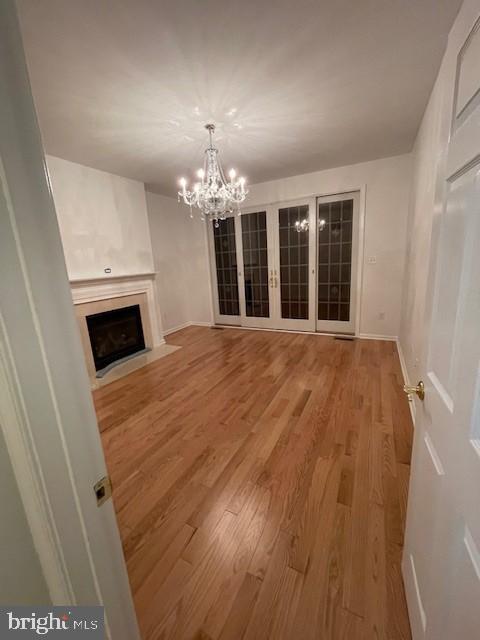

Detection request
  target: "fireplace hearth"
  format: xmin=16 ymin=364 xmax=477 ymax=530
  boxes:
xmin=86 ymin=304 xmax=146 ymax=374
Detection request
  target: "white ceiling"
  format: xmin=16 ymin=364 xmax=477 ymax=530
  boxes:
xmin=17 ymin=0 xmax=461 ymax=196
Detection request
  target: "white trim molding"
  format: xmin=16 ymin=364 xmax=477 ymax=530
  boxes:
xmin=358 ymin=333 xmax=397 ymax=341
xmin=71 ymin=274 xmax=164 ymax=346
xmin=163 ymin=321 xmax=212 ymax=336
xmin=69 ymin=272 xmax=157 ymax=285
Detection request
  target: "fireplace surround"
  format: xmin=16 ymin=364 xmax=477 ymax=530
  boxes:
xmin=71 ymin=273 xmax=165 ymax=385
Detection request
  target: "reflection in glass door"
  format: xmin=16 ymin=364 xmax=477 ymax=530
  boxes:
xmin=316 ymin=192 xmax=359 ymax=333
xmin=210 ymin=217 xmax=241 ymax=325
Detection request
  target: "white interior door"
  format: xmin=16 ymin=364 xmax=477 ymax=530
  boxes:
xmin=316 ymin=192 xmax=359 ymax=334
xmin=271 ymin=198 xmax=316 ymax=331
xmin=402 ymin=10 xmax=480 ymax=640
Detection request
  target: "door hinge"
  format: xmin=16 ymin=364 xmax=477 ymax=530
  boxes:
xmin=94 ymin=475 xmax=112 ymax=507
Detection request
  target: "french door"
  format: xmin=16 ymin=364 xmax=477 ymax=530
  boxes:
xmin=207 ymin=209 xmax=276 ymax=327
xmin=208 ymin=215 xmax=242 ymax=326
xmin=316 ymin=192 xmax=359 ymax=334
xmin=208 ymin=193 xmax=358 ymax=334
xmin=237 ymin=207 xmax=276 ymax=328
xmin=272 ymin=199 xmax=316 ymax=331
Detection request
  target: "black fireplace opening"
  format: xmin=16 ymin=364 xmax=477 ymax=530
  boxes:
xmin=86 ymin=304 xmax=146 ymax=373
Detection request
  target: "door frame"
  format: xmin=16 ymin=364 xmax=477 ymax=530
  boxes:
xmin=207 ymin=186 xmax=366 ymax=336
xmin=315 ymin=190 xmax=361 ymax=335
xmin=0 ymin=2 xmax=140 ymax=636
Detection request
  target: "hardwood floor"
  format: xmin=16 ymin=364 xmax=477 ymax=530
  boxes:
xmin=93 ymin=326 xmax=413 ymax=640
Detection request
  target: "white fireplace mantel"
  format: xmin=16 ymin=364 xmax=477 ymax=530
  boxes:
xmin=70 ymin=273 xmax=164 ymax=346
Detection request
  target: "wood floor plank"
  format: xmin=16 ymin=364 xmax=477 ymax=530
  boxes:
xmin=322 ymin=504 xmax=354 ymax=640
xmin=243 ymin=531 xmax=303 ymax=640
xmin=94 ymin=326 xmax=414 ymax=640
xmin=217 ymin=572 xmax=263 ymax=640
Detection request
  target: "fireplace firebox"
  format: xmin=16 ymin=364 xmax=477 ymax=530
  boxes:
xmin=86 ymin=304 xmax=146 ymax=373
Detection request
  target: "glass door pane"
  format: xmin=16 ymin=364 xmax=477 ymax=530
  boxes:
xmin=271 ymin=200 xmax=316 ymax=331
xmin=316 ymin=193 xmax=358 ymax=334
xmin=279 ymin=205 xmax=309 ymax=320
xmin=241 ymin=211 xmax=269 ymax=318
xmin=211 ymin=217 xmax=240 ymax=323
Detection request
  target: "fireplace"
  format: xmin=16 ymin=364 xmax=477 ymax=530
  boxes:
xmin=86 ymin=304 xmax=146 ymax=374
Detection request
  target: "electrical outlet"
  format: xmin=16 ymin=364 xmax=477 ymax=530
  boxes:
xmin=367 ymin=256 xmax=377 ymax=264
xmin=379 ymin=311 xmax=385 ymax=320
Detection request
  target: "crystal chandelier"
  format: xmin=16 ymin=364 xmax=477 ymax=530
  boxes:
xmin=178 ymin=124 xmax=248 ymax=225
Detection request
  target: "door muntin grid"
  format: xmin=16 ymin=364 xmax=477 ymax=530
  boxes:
xmin=241 ymin=211 xmax=269 ymax=318
xmin=278 ymin=205 xmax=309 ymax=320
xmin=317 ymin=199 xmax=353 ymax=322
xmin=212 ymin=218 xmax=240 ymax=316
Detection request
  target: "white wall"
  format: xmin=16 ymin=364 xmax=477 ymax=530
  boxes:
xmin=46 ymin=155 xmax=212 ymax=337
xmin=146 ymin=192 xmax=212 ymax=333
xmin=47 ymin=155 xmax=154 ymax=281
xmin=247 ymin=153 xmax=412 ymax=338
xmin=399 ymin=81 xmax=445 ymax=383
xmin=0 ymin=426 xmax=49 ymax=604
xmin=46 ymin=148 xmax=411 ymax=340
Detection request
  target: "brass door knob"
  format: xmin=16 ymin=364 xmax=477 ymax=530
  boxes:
xmin=403 ymin=381 xmax=425 ymax=401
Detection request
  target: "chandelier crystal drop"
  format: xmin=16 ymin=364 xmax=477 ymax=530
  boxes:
xmin=178 ymin=124 xmax=248 ymax=226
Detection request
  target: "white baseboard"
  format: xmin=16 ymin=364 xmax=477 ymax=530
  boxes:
xmin=163 ymin=320 xmax=212 ymax=336
xmin=358 ymin=333 xmax=397 ymax=341
xmin=213 ymin=325 xmax=399 ymax=342
xmin=162 ymin=321 xmax=191 ymax=336
xmin=396 ymin=338 xmax=416 ymax=427
xmin=215 ymin=325 xmax=357 ymax=338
